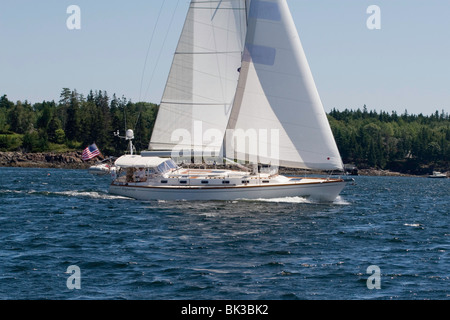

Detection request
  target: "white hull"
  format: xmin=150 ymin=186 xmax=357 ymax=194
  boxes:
xmin=109 ymin=179 xmax=346 ymax=202
xmin=428 ymin=172 xmax=447 ymax=179
xmin=88 ymin=164 xmax=116 ymax=176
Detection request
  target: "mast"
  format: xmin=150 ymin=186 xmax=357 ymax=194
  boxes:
xmin=221 ymin=0 xmax=249 ymax=163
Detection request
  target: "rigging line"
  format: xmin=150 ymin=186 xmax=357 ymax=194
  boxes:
xmin=139 ymin=0 xmax=167 ymax=102
xmin=211 ymin=0 xmax=229 ymax=105
xmin=134 ymin=109 xmax=141 ymax=131
xmin=123 ymin=99 xmax=127 ymax=131
xmin=143 ymin=0 xmax=182 ymax=103
xmin=211 ymin=0 xmax=224 ymax=21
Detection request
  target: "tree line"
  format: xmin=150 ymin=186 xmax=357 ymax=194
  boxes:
xmin=0 ymin=89 xmax=159 ymax=156
xmin=328 ymin=106 xmax=449 ymax=174
xmin=1 ymin=89 xmax=449 ymax=173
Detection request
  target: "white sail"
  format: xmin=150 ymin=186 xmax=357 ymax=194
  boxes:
xmin=150 ymin=0 xmax=343 ymax=171
xmin=226 ymin=0 xmax=343 ymax=170
xmin=149 ymin=0 xmax=247 ymax=153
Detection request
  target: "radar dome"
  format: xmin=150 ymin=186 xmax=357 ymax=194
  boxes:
xmin=126 ymin=129 xmax=134 ymax=140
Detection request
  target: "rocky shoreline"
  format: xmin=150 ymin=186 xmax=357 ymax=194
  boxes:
xmin=0 ymin=151 xmax=93 ymax=169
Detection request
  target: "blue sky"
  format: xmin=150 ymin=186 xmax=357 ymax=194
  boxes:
xmin=0 ymin=0 xmax=449 ymax=115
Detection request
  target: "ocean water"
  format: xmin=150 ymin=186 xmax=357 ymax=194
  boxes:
xmin=0 ymin=167 xmax=448 ymax=300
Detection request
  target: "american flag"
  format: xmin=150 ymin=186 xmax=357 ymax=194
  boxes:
xmin=82 ymin=143 xmax=101 ymax=161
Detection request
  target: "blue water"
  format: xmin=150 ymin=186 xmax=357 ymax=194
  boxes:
xmin=0 ymin=167 xmax=448 ymax=300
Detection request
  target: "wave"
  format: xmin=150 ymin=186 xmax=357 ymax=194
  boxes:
xmin=1 ymin=189 xmax=130 ymax=200
xmin=251 ymin=195 xmax=350 ymax=205
xmin=0 ymin=189 xmax=24 ymax=194
xmin=52 ymin=191 xmax=131 ymax=200
xmin=333 ymin=196 xmax=351 ymax=206
xmin=253 ymin=196 xmax=313 ymax=204
xmin=404 ymin=223 xmax=422 ymax=227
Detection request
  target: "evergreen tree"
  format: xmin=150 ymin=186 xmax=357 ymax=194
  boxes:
xmin=47 ymin=115 xmax=64 ymax=143
xmin=8 ymin=101 xmax=35 ymax=134
xmin=65 ymin=91 xmax=81 ymax=141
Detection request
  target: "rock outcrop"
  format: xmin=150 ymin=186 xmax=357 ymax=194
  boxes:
xmin=0 ymin=151 xmax=94 ymax=169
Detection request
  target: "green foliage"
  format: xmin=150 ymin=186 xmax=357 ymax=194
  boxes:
xmin=54 ymin=129 xmax=66 ymax=144
xmin=8 ymin=101 xmax=36 ymax=134
xmin=0 ymin=89 xmax=159 ymax=156
xmin=22 ymin=130 xmax=48 ymax=153
xmin=329 ymin=107 xmax=449 ymax=173
xmin=0 ymin=133 xmax=23 ymax=151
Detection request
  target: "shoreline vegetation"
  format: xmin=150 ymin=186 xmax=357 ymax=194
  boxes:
xmin=1 ymin=89 xmax=449 ymax=176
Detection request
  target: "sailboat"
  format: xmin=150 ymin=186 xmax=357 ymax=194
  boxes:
xmin=109 ymin=0 xmax=347 ymax=202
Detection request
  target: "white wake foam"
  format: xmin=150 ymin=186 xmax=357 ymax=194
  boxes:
xmin=3 ymin=189 xmax=130 ymax=200
xmin=253 ymin=196 xmax=314 ymax=204
xmin=404 ymin=223 xmax=422 ymax=227
xmin=333 ymin=196 xmax=351 ymax=205
xmin=53 ymin=191 xmax=130 ymax=200
xmin=252 ymin=195 xmax=350 ymax=205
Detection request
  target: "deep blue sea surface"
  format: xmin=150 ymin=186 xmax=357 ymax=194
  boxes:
xmin=0 ymin=167 xmax=448 ymax=300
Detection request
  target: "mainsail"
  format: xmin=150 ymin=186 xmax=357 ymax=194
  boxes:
xmin=150 ymin=0 xmax=343 ymax=171
xmin=149 ymin=0 xmax=247 ymax=153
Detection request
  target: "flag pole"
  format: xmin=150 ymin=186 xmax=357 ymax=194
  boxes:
xmin=94 ymin=142 xmax=104 ymax=160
